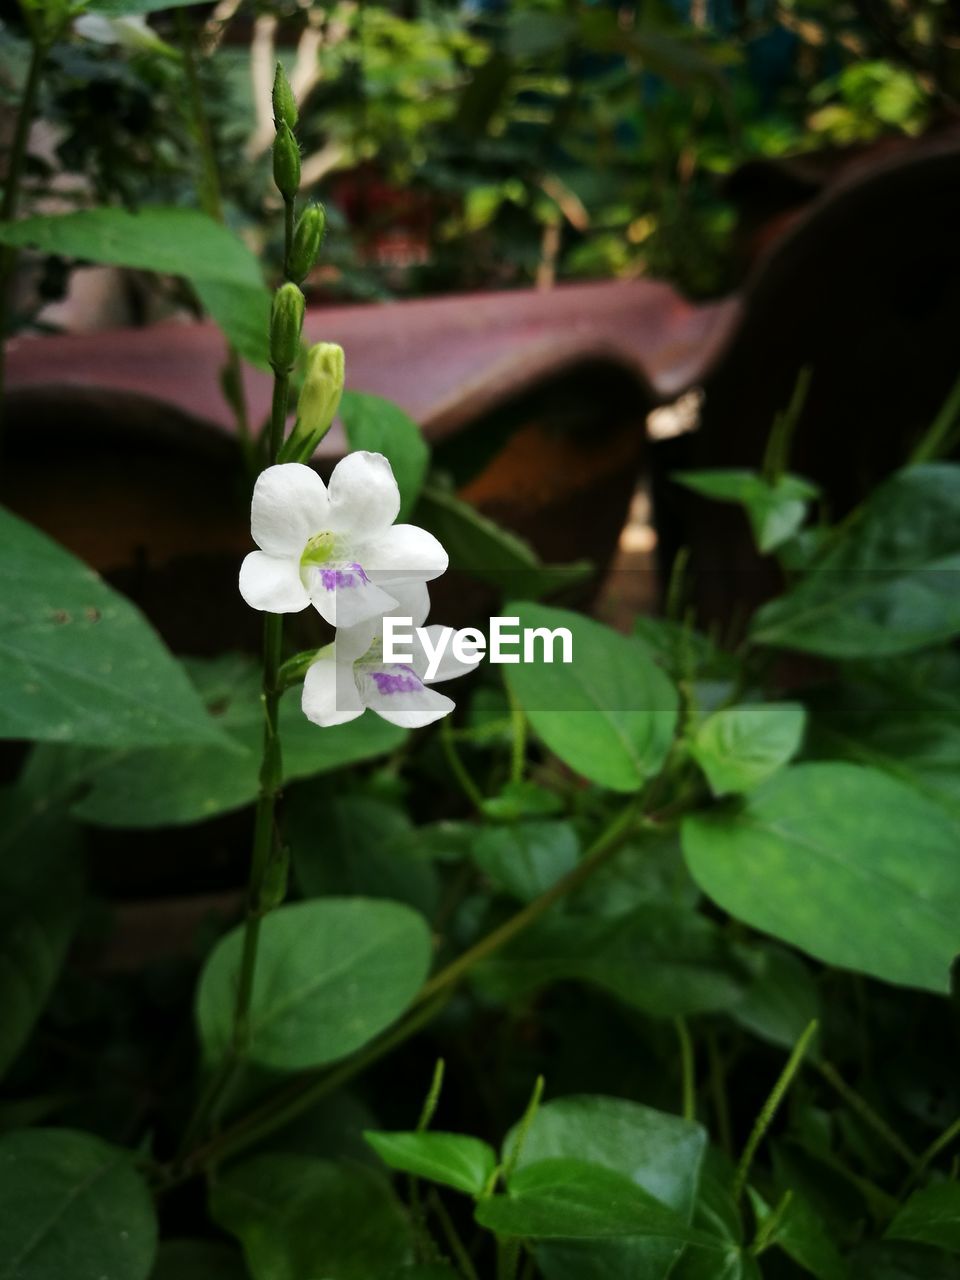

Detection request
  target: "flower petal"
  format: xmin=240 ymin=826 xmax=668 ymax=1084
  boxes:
xmin=306 ymin=562 xmax=398 ymax=629
xmin=326 ymin=451 xmax=400 ymax=536
xmin=412 ymin=624 xmax=483 ymax=684
xmin=251 ymin=463 xmax=329 ymax=557
xmin=302 ymin=655 xmax=364 ymax=727
xmin=386 ymin=580 xmax=431 ymax=628
xmin=358 ymin=524 xmax=448 ymax=585
xmin=358 ymin=664 xmax=455 ymax=729
xmin=239 ymin=551 xmax=310 ymax=613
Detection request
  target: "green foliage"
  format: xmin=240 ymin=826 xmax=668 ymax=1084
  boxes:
xmin=0 ymin=507 xmax=230 ymax=749
xmin=210 ymin=1155 xmax=413 ymax=1279
xmin=682 ymin=763 xmax=960 ymax=991
xmin=676 ymin=471 xmax=820 ymax=555
xmin=506 ymin=602 xmax=679 ymax=791
xmin=196 ymin=898 xmax=431 ymax=1070
xmin=0 ymin=1128 xmax=157 ymax=1280
xmin=340 ymin=391 xmax=430 ymax=522
xmin=690 ymin=703 xmax=806 ymax=796
xmin=364 ymin=1130 xmax=497 ymax=1197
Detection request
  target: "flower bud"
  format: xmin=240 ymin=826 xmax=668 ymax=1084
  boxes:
xmin=273 ymin=122 xmax=301 ymax=201
xmin=287 ymin=204 xmax=326 ymax=284
xmin=272 ymin=63 xmax=299 ymax=131
xmin=279 ymin=342 xmax=345 ymax=462
xmin=269 ymin=282 xmax=305 ymax=373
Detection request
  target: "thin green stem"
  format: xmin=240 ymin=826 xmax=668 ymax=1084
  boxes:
xmin=506 ymin=684 xmax=526 ymax=785
xmin=909 ymin=367 xmax=960 ymax=466
xmin=816 ymin=1060 xmax=918 ymax=1169
xmin=706 ymin=1030 xmax=732 ymax=1157
xmin=441 ymin=715 xmax=485 ymax=811
xmin=0 ymin=36 xmax=46 ymax=440
xmin=901 ymin=1114 xmax=960 ymax=1194
xmin=428 ymin=1189 xmax=481 ymax=1280
xmin=733 ymin=1019 xmax=818 ymax=1202
xmin=674 ymin=1017 xmax=695 ymax=1122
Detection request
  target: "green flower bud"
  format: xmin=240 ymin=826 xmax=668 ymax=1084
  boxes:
xmin=287 ymin=204 xmax=327 ymax=284
xmin=279 ymin=342 xmax=345 ymax=463
xmin=272 ymin=63 xmax=299 ymax=131
xmin=273 ymin=122 xmax=301 ymax=201
xmin=269 ymin=282 xmax=305 ymax=373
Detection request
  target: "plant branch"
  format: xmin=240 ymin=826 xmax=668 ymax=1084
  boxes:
xmin=181 ymin=799 xmax=643 ymax=1173
xmin=0 ymin=35 xmax=45 ymax=442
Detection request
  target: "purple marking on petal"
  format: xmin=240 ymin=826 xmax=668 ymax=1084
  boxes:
xmin=318 ymin=562 xmax=371 ymax=592
xmin=371 ymin=665 xmax=422 ymax=696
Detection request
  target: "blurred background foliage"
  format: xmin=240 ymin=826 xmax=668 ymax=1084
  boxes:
xmin=1 ymin=0 xmax=958 ymax=304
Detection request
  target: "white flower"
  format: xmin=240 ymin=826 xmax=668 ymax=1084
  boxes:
xmin=239 ymin=455 xmax=447 ymax=629
xmin=302 ymin=583 xmax=480 ymax=729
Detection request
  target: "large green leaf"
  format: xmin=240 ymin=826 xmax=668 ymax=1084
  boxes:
xmin=682 ymin=763 xmax=960 ymax=991
xmin=887 ymin=1183 xmax=960 ymax=1254
xmin=476 ymin=1158 xmax=714 ymax=1244
xmin=0 ymin=507 xmax=230 ymax=749
xmin=0 ymin=208 xmax=262 ymax=286
xmin=0 ymin=790 xmax=82 ymax=1082
xmin=86 ymin=0 xmax=210 ymax=12
xmin=476 ymin=903 xmax=752 ymax=1017
xmin=290 ymin=791 xmax=437 ymax=916
xmin=340 ymin=392 xmax=430 ymax=522
xmin=500 ymin=1094 xmax=707 ymax=1280
xmin=752 ymin=464 xmax=960 ymax=657
xmin=196 ymin=898 xmax=431 ymax=1070
xmin=470 ymin=820 xmax=580 ymax=902
xmin=364 ymin=1130 xmax=497 ymax=1197
xmin=690 ymin=703 xmax=806 ymax=797
xmin=505 ymin=603 xmax=679 ymax=791
xmin=58 ymin=656 xmax=404 ymax=827
xmin=210 ymin=1154 xmax=412 ymax=1280
xmin=417 ymin=487 xmax=592 ymax=600
xmin=0 ymin=1128 xmax=157 ymax=1280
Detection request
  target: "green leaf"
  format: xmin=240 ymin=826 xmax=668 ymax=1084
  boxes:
xmin=682 ymin=762 xmax=960 ymax=991
xmin=0 ymin=507 xmax=230 ymax=749
xmin=417 ymin=486 xmax=592 ymax=600
xmin=852 ymin=1241 xmax=960 ymax=1279
xmin=59 ymin=656 xmax=404 ymax=827
xmin=887 ymin=1183 xmax=960 ymax=1254
xmin=476 ymin=903 xmax=752 ymax=1017
xmin=750 ymin=1187 xmax=849 ymax=1280
xmin=340 ymin=392 xmax=430 ymax=522
xmin=0 ymin=789 xmax=82 ymax=1082
xmin=690 ymin=703 xmax=806 ymax=796
xmin=290 ymin=792 xmax=437 ymax=915
xmin=0 ymin=208 xmax=262 ymax=288
xmin=476 ymin=1158 xmax=714 ymax=1243
xmin=193 ymin=279 xmax=272 ymax=370
xmin=210 ymin=1154 xmax=413 ymax=1280
xmin=500 ymin=1094 xmax=708 ymax=1280
xmin=752 ymin=464 xmax=960 ymax=657
xmin=364 ymin=1130 xmax=497 ymax=1197
xmin=673 ymin=1165 xmax=759 ymax=1280
xmin=480 ymin=780 xmax=564 ymax=822
xmin=731 ymin=945 xmax=820 ymax=1052
xmin=196 ymin=898 xmax=431 ymax=1070
xmin=675 ymin=470 xmax=818 ymax=554
xmin=505 ymin=603 xmax=679 ymax=792
xmin=151 ymin=1240 xmax=246 ymax=1280
xmin=0 ymin=1128 xmax=157 ymax=1280
xmin=470 ymin=820 xmax=580 ymax=902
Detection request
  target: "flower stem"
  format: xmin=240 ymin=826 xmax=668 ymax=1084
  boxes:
xmin=733 ymin=1019 xmax=818 ymax=1202
xmin=0 ymin=35 xmax=46 ymax=444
